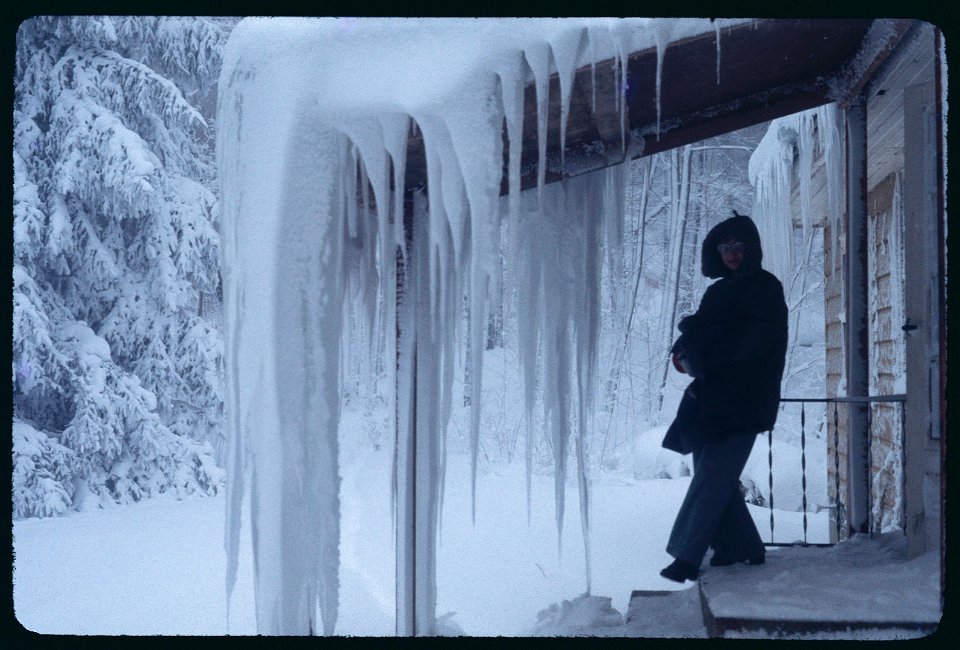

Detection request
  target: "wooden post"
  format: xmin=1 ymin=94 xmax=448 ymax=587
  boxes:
xmin=411 ymin=190 xmax=440 ymax=636
xmin=395 ymin=193 xmax=417 ymax=636
xmin=395 ymin=189 xmax=441 ymax=636
xmin=935 ymin=26 xmax=946 ymax=597
xmin=902 ymin=81 xmax=939 ymax=558
xmin=844 ymin=98 xmax=870 ymax=535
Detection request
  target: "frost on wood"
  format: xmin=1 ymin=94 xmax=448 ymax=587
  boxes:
xmin=218 ymin=17 xmax=731 ymax=635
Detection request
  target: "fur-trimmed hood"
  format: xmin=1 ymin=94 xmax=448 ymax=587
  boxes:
xmin=701 ymin=212 xmax=764 ymax=279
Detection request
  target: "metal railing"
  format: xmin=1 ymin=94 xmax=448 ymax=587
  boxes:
xmin=763 ymin=395 xmax=907 ymax=546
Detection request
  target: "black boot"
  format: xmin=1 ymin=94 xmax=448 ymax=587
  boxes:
xmin=659 ymin=559 xmax=700 ymax=583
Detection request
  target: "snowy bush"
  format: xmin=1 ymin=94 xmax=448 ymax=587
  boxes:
xmin=13 ymin=419 xmax=79 ymax=518
xmin=630 ymin=425 xmax=691 ymax=479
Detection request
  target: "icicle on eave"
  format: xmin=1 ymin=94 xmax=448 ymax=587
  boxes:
xmin=338 ymin=121 xmax=393 ymax=364
xmin=218 ymin=57 xmax=300 ymax=635
xmin=598 ymin=20 xmax=634 ymax=154
xmin=798 ymin=113 xmax=814 ymax=242
xmin=380 ymin=112 xmax=411 ymax=259
xmin=587 ymin=27 xmax=598 ymax=112
xmin=273 ymin=118 xmax=347 ymax=636
xmin=550 ymin=26 xmax=588 ymax=170
xmin=516 ymin=191 xmax=543 ymax=527
xmin=220 ymin=65 xmax=349 ymax=631
xmin=436 ymin=221 xmax=459 ymax=537
xmin=219 ymin=78 xmax=246 ymax=626
xmin=575 ymin=169 xmax=613 ymax=594
xmin=519 ymin=40 xmax=553 ymax=526
xmin=437 ymin=72 xmax=505 ymax=525
xmin=358 ymin=156 xmax=380 ymax=354
xmin=498 ymin=51 xmax=525 ymax=251
xmin=822 ymin=104 xmax=845 ymax=289
xmin=524 ymin=40 xmax=553 ymax=205
xmin=499 ymin=55 xmax=527 ymax=455
xmin=415 ymin=118 xmax=448 ymax=314
xmin=615 ymin=33 xmax=630 ymax=151
xmin=537 ymin=181 xmax=567 ymax=555
xmin=222 ymin=213 xmax=246 ymax=630
xmin=714 ymin=20 xmax=722 ymax=86
xmin=652 ymin=24 xmax=674 ymax=141
xmin=377 ymin=111 xmax=409 ymax=544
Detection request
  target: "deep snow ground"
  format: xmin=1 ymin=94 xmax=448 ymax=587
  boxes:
xmin=12 ymin=438 xmax=939 ymax=637
xmin=12 ymin=442 xmax=696 ymax=636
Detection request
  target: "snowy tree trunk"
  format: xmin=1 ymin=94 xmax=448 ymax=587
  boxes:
xmin=597 ymin=155 xmax=654 ymax=465
xmin=657 ymin=145 xmax=692 ymax=415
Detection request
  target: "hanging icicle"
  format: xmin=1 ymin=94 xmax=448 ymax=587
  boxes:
xmin=218 ymin=17 xmax=744 ymax=635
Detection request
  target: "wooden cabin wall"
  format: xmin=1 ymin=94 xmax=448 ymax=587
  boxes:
xmin=865 ymin=22 xmax=938 ymax=539
xmin=822 ymin=21 xmax=938 ymax=538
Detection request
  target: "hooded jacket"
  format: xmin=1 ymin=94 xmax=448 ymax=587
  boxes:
xmin=663 ymin=214 xmax=788 ymax=453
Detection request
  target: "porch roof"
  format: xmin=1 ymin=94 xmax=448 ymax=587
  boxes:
xmin=400 ymin=18 xmax=916 ymax=194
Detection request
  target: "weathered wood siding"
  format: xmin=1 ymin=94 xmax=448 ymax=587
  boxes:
xmin=867 ymin=172 xmax=904 ymax=530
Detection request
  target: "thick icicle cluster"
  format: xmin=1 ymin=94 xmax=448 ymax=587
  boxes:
xmin=217 ymin=17 xmax=740 ymax=635
xmin=748 ymin=104 xmax=844 ymax=283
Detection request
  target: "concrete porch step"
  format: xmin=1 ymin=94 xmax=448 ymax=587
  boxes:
xmin=696 ymin=540 xmax=940 ymax=640
xmin=626 ymin=534 xmax=940 ymax=639
xmin=624 ymin=588 xmax=708 ymax=638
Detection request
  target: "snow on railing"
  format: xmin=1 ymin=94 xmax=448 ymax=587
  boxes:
xmin=767 ymin=395 xmax=907 ymax=546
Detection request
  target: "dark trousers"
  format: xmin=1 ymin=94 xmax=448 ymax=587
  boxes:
xmin=666 ymin=433 xmax=765 ymax=566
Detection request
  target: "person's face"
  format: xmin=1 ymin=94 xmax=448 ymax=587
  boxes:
xmin=718 ymin=238 xmax=744 ymax=272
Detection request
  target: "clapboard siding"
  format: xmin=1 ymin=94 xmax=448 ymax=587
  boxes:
xmin=866 ymin=29 xmax=935 ymax=190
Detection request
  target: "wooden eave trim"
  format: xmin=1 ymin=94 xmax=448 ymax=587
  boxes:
xmin=834 ymin=18 xmax=917 ymax=108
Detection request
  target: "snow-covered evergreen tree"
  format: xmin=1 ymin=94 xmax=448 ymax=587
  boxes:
xmin=13 ymin=16 xmax=234 ymax=517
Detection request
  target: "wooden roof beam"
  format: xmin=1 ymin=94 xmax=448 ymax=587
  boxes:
xmin=399 ymin=18 xmax=902 ymax=196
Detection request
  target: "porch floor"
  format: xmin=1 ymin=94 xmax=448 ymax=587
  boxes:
xmin=628 ymin=533 xmax=940 ymax=639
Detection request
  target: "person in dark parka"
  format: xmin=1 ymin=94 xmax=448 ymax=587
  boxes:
xmin=659 ymin=212 xmax=788 ymax=583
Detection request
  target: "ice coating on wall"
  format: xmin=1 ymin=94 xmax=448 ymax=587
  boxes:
xmin=217 ymin=17 xmax=737 ymax=635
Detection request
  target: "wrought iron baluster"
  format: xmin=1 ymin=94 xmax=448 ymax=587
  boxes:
xmin=833 ymin=400 xmax=841 ymax=542
xmin=867 ymin=402 xmax=874 ymax=537
xmin=801 ymin=401 xmax=808 ymax=544
xmin=900 ymin=400 xmax=907 ymax=533
xmin=773 ymin=395 xmax=906 ymax=547
xmin=768 ymin=427 xmax=774 ymax=544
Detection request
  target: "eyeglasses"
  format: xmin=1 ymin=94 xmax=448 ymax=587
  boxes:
xmin=717 ymin=242 xmax=745 ymax=255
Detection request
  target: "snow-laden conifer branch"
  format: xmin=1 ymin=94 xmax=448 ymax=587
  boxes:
xmin=13 ymin=16 xmax=232 ymax=519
